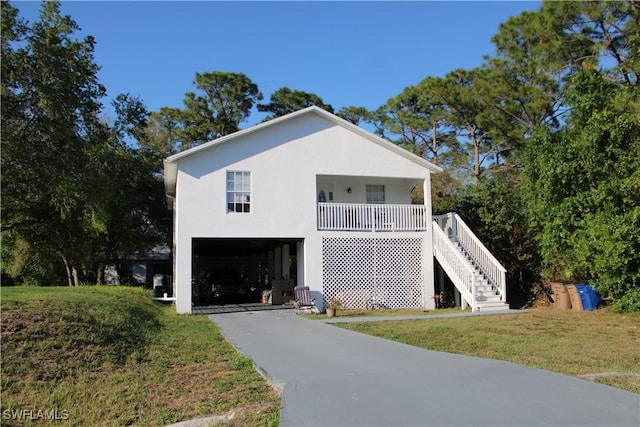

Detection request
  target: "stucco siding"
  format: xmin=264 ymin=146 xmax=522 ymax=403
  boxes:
xmin=169 ymin=109 xmax=438 ymax=313
xmin=174 ymin=113 xmax=431 ymax=239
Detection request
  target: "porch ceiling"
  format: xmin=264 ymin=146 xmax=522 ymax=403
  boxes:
xmin=316 ymin=174 xmax=426 ymax=183
xmin=192 ymin=238 xmax=302 ymax=257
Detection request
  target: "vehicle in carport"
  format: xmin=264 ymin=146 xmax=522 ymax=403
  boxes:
xmin=209 ymin=268 xmax=260 ymax=304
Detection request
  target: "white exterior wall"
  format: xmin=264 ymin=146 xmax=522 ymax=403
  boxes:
xmin=316 ymin=175 xmax=415 ymax=204
xmin=171 ymin=112 xmax=437 ymax=313
xmin=423 ymin=174 xmax=435 ymax=309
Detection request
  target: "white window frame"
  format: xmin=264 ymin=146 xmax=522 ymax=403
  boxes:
xmin=226 ymin=171 xmax=251 ymax=213
xmin=366 ymin=184 xmax=385 ymax=204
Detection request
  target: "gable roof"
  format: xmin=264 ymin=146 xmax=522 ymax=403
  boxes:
xmin=164 ymin=106 xmax=442 ymax=197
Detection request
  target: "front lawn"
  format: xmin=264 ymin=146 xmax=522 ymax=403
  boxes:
xmin=1 ymin=286 xmax=280 ymax=426
xmin=302 ymin=307 xmax=466 ymax=320
xmin=339 ymin=308 xmax=640 ymax=394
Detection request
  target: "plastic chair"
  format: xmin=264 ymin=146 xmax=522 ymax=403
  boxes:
xmin=294 ymin=286 xmax=318 ymax=314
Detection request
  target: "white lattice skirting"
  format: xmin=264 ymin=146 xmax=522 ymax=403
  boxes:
xmin=322 ymin=237 xmax=424 ymax=309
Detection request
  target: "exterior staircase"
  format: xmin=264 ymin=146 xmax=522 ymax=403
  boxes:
xmin=433 ymin=213 xmax=510 ymax=312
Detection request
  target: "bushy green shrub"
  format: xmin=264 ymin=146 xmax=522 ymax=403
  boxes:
xmin=523 ymin=70 xmax=640 ymax=312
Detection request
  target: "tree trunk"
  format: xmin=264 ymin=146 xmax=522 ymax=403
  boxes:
xmin=60 ymin=254 xmax=73 ymax=287
xmin=474 ymin=139 xmax=481 ymax=187
xmin=96 ymin=264 xmax=104 ymax=286
xmin=432 ymin=124 xmax=438 ymax=165
xmin=72 ymin=266 xmax=80 ymax=287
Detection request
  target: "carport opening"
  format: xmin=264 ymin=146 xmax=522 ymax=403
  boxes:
xmin=192 ymin=238 xmax=303 ymax=306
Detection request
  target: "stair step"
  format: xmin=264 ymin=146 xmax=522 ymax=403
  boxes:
xmin=476 ymin=303 xmax=511 ymax=313
xmin=478 ymin=300 xmax=508 ymax=305
xmin=475 ymin=283 xmax=494 ymax=290
xmin=475 ymin=292 xmax=498 ymax=299
xmin=476 ymin=295 xmax=502 ymax=303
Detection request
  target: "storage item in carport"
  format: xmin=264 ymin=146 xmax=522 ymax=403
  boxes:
xmin=271 ymin=279 xmax=295 ymax=305
xmin=565 ymin=285 xmax=583 ymax=311
xmin=576 ymin=284 xmax=600 ymax=311
xmin=261 ymin=289 xmax=272 ymax=304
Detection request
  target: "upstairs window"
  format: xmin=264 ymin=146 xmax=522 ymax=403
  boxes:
xmin=366 ymin=184 xmax=385 ymax=204
xmin=227 ymin=171 xmax=251 ymax=213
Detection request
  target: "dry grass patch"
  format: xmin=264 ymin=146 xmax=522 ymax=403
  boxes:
xmin=1 ymin=286 xmax=280 ymax=426
xmin=340 ymin=308 xmax=640 ymax=394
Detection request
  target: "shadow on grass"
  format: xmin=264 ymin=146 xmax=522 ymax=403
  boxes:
xmin=1 ymin=286 xmax=162 ymax=380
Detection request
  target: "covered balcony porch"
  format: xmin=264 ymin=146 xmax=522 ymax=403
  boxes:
xmin=316 ymin=174 xmax=429 ymax=232
xmin=317 ymin=203 xmax=427 ymax=232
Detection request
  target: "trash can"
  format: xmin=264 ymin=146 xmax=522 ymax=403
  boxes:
xmin=576 ymin=284 xmax=600 ymax=311
xmin=550 ymin=282 xmax=571 ymax=310
xmin=565 ymin=284 xmax=584 ymax=311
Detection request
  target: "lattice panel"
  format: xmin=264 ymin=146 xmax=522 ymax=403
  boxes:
xmin=322 ymin=237 xmax=424 ymax=309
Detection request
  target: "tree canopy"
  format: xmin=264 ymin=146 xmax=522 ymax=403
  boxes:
xmin=257 ymin=87 xmax=334 ymax=120
xmin=140 ymin=72 xmax=263 ymax=152
xmin=1 ymin=1 xmax=168 ymax=286
xmin=524 ymin=69 xmax=640 ymax=311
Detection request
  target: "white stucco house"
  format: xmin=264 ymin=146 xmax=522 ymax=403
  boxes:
xmin=164 ymin=106 xmax=509 ymax=314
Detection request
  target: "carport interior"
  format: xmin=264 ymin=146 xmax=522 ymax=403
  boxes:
xmin=192 ymin=238 xmax=302 ymax=306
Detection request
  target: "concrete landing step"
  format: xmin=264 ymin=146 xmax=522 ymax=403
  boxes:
xmin=476 ymin=302 xmax=511 ymax=312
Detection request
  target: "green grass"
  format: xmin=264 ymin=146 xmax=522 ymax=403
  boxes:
xmin=1 ymin=286 xmax=280 ymax=426
xmin=302 ymin=307 xmax=466 ymax=320
xmin=339 ymin=308 xmax=640 ymax=394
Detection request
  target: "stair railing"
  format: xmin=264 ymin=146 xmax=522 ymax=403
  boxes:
xmin=434 ymin=213 xmax=507 ymax=302
xmin=433 ymin=223 xmax=477 ymax=311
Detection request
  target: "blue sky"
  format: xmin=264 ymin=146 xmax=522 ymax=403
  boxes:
xmin=15 ymin=1 xmax=540 ymax=126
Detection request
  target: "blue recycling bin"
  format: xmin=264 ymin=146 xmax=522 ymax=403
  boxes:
xmin=575 ymin=284 xmax=600 ymax=311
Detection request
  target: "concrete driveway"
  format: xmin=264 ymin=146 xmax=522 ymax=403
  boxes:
xmin=209 ymin=310 xmax=640 ymax=427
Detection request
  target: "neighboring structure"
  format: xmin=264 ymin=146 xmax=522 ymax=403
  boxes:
xmin=164 ymin=106 xmax=509 ymax=314
xmin=104 ymin=245 xmax=172 ymax=289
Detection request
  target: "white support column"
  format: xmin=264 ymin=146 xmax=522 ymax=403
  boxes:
xmin=423 ymin=176 xmax=436 ymax=309
xmin=303 ymin=235 xmax=324 ymax=311
xmin=175 ymin=236 xmax=192 ymax=314
xmin=297 ymin=241 xmax=305 ymax=287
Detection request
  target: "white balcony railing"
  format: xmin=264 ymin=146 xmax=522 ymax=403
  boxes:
xmin=317 ymin=203 xmax=427 ymax=232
